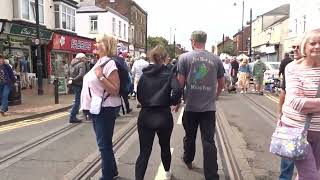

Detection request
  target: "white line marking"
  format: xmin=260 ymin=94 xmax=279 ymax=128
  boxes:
xmin=154 ymin=148 xmax=174 ymax=180
xmin=177 ymin=106 xmax=185 ymax=125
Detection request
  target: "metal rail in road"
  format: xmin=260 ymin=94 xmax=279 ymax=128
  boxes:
xmin=0 ymin=123 xmax=81 ymax=171
xmin=68 ymin=120 xmax=138 ymax=180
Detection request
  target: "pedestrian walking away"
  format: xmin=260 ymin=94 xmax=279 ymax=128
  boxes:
xmin=177 ymin=30 xmax=225 ymax=180
xmin=80 ymin=34 xmax=121 ymax=180
xmin=238 ymin=58 xmax=250 ymax=94
xmin=131 ymin=53 xmax=149 ymax=108
xmin=252 ymin=55 xmax=266 ymax=95
xmin=68 ymin=53 xmax=87 ymax=123
xmin=0 ymin=54 xmax=16 ymax=116
xmin=135 ymin=45 xmax=182 ymax=180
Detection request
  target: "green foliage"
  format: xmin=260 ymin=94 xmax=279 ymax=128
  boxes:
xmin=147 ymin=36 xmax=176 ymax=58
xmin=218 ymin=43 xmax=236 ymax=56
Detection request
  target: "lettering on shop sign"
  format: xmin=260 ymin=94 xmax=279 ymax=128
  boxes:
xmin=71 ymin=39 xmax=92 ymax=51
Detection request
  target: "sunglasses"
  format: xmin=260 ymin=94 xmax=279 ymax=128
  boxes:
xmin=292 ymin=45 xmax=300 ymax=50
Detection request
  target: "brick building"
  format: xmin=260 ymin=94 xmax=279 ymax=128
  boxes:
xmin=95 ymin=0 xmax=148 ymax=56
xmin=233 ymin=26 xmax=251 ymax=55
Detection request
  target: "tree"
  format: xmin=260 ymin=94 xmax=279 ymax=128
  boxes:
xmin=147 ymin=36 xmax=169 ymax=49
xmin=218 ymin=43 xmax=236 ymax=56
xmin=147 ymin=36 xmax=177 ymax=58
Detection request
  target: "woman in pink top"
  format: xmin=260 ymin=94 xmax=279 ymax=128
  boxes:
xmin=281 ymin=29 xmax=320 ymax=180
xmin=80 ymin=34 xmax=121 ymax=180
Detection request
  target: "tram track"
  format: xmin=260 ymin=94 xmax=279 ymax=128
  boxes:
xmin=0 ymin=123 xmax=82 ymax=171
xmin=242 ymin=94 xmax=277 ymax=121
xmin=65 ymin=120 xmax=137 ymax=180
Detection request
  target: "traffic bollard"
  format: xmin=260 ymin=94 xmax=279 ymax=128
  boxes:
xmin=53 ymin=78 xmax=59 ymax=104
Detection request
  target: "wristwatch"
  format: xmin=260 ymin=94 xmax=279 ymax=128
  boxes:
xmin=99 ymin=76 xmax=106 ymax=81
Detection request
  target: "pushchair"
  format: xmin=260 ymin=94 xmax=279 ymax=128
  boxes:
xmin=227 ymin=75 xmax=237 ymax=93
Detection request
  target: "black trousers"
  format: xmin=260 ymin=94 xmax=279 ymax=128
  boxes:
xmin=135 ymin=107 xmax=173 ymax=180
xmin=182 ymin=111 xmax=219 ymax=180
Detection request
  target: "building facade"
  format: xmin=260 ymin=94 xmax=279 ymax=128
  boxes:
xmin=233 ymin=26 xmax=251 ymax=55
xmin=284 ymin=0 xmax=320 ymax=53
xmin=76 ymin=6 xmax=129 ymax=47
xmin=251 ymin=4 xmax=290 ymax=62
xmin=0 ymin=0 xmax=96 ymax=80
xmin=95 ymin=0 xmax=147 ymax=56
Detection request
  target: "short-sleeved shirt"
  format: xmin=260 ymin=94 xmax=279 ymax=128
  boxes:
xmin=81 ymin=56 xmax=121 ymax=110
xmin=177 ymin=50 xmax=224 ymax=112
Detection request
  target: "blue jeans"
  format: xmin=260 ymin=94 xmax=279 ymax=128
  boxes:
xmin=70 ymin=85 xmax=82 ymax=120
xmin=0 ymin=83 xmax=12 ymax=112
xmin=279 ymin=158 xmax=294 ymax=180
xmin=91 ymin=107 xmax=118 ymax=180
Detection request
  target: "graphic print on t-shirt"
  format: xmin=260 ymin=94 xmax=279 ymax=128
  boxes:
xmin=190 ymin=56 xmax=213 ymax=92
xmin=194 ymin=63 xmax=208 ymax=83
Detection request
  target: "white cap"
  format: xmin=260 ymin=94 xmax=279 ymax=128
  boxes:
xmin=140 ymin=53 xmax=146 ymax=58
xmin=76 ymin=53 xmax=86 ymax=59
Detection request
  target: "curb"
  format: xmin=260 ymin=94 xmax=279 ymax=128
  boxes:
xmin=0 ymin=105 xmax=73 ymax=126
xmin=217 ymin=104 xmax=256 ymax=180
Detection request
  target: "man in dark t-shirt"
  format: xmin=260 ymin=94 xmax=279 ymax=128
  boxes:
xmin=177 ymin=31 xmax=224 ymax=180
xmin=230 ymin=58 xmax=239 ymax=85
xmin=279 ymin=53 xmax=293 ymax=79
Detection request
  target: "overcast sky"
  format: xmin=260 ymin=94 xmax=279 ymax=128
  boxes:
xmin=134 ymin=0 xmax=290 ymax=51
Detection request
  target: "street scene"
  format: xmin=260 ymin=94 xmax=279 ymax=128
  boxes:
xmin=0 ymin=0 xmax=320 ymax=180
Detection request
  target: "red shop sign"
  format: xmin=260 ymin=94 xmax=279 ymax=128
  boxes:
xmin=52 ymin=33 xmax=95 ymax=53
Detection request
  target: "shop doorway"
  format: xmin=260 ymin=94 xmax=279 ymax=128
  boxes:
xmin=31 ymin=45 xmax=48 ymax=78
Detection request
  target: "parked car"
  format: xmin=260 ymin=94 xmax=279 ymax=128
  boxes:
xmin=264 ymin=62 xmax=280 ymax=83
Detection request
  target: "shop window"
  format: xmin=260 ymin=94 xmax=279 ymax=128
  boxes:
xmin=21 ymin=0 xmax=44 ymax=24
xmin=54 ymin=3 xmax=76 ymax=32
xmin=90 ymin=16 xmax=98 ymax=33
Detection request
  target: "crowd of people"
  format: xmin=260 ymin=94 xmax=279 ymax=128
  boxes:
xmin=1 ymin=28 xmax=320 ymax=180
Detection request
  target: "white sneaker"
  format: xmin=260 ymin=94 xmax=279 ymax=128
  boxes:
xmin=164 ymin=170 xmax=172 ymax=180
xmin=240 ymin=91 xmax=244 ymax=94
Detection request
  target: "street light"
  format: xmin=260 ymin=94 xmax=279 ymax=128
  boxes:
xmin=35 ymin=0 xmax=43 ymax=95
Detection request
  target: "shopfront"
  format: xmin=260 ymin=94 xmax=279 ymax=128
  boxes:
xmin=48 ymin=33 xmax=95 ymax=78
xmin=0 ymin=22 xmax=53 ymax=78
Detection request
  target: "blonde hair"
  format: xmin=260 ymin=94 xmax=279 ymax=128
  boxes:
xmin=300 ymin=29 xmax=320 ymax=57
xmin=96 ymin=34 xmax=117 ymax=57
xmin=147 ymin=45 xmax=168 ymax=64
xmin=241 ymin=58 xmax=248 ymax=65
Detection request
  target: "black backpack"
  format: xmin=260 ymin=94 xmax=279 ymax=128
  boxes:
xmin=100 ymin=57 xmax=129 ymax=96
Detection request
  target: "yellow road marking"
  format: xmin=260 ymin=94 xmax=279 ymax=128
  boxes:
xmin=154 ymin=148 xmax=174 ymax=180
xmin=265 ymin=94 xmax=279 ymax=103
xmin=0 ymin=112 xmax=69 ymax=132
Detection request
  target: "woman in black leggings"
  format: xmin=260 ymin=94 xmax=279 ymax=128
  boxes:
xmin=135 ymin=45 xmax=182 ymax=180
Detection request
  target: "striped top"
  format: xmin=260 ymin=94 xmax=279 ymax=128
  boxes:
xmin=281 ymin=62 xmax=320 ymax=131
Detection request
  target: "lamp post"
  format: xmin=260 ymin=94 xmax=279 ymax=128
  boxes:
xmin=35 ymin=0 xmax=43 ymax=95
xmin=234 ymin=1 xmax=244 ymax=55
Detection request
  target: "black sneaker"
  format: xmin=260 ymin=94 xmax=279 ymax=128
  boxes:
xmin=181 ymin=156 xmax=193 ymax=170
xmin=69 ymin=118 xmax=81 ymax=123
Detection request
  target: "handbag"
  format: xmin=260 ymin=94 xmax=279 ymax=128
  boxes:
xmin=270 ymin=80 xmax=320 ymax=160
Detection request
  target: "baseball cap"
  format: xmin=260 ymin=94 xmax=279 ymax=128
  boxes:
xmin=76 ymin=53 xmax=86 ymax=59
